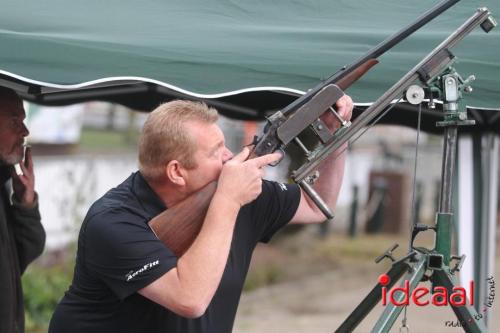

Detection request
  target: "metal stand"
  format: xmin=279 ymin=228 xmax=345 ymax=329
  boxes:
xmin=336 ymin=69 xmax=488 ymax=333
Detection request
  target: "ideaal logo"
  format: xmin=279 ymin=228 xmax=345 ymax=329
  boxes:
xmin=444 ymin=276 xmax=495 ymax=328
xmin=378 ymin=274 xmax=474 ymax=307
xmin=377 ymin=274 xmax=496 ymax=327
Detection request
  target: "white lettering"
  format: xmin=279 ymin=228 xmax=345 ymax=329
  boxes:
xmin=125 ymin=260 xmax=160 ymax=282
xmin=278 ymin=183 xmax=287 ymax=191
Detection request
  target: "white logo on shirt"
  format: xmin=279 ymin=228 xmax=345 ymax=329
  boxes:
xmin=125 ymin=260 xmax=160 ymax=282
xmin=277 ymin=182 xmax=287 ymax=192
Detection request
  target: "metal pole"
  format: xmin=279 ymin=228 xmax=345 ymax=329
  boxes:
xmin=439 ymin=126 xmax=458 ymax=213
xmin=477 ymin=133 xmax=499 ymax=326
xmin=349 ymin=185 xmax=359 ymax=238
xmin=435 ymin=126 xmax=458 ymax=266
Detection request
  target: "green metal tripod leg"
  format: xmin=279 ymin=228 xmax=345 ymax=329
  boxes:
xmin=432 ymin=270 xmax=486 ymax=333
xmin=371 ymin=254 xmax=427 ymax=333
xmin=335 ymin=259 xmax=409 ymax=333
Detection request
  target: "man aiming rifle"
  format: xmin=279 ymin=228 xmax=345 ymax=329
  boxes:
xmin=48 ymin=1 xmax=467 ymax=330
xmin=49 ymin=96 xmax=353 ymax=333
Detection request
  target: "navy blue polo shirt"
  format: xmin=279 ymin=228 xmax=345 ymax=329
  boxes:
xmin=49 ymin=171 xmax=300 ymax=333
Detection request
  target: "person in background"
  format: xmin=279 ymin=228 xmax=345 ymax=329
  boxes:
xmin=0 ymin=86 xmax=46 ymax=333
xmin=50 ymin=96 xmax=352 ymax=333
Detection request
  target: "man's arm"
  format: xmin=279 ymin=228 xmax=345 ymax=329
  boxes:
xmin=138 ymin=148 xmax=282 ymax=318
xmin=289 ymin=94 xmax=353 ymax=224
xmin=11 ymin=195 xmax=45 ymax=273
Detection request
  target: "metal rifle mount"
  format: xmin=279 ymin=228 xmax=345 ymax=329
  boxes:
xmin=335 ymin=8 xmax=496 ymax=333
xmin=251 ymin=0 xmax=465 ymax=219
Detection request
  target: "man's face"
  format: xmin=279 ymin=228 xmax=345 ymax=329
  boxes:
xmin=0 ymin=96 xmax=29 ymax=165
xmin=182 ymin=121 xmax=233 ymax=193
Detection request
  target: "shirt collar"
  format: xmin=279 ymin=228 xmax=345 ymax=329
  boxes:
xmin=131 ymin=171 xmax=167 ymax=219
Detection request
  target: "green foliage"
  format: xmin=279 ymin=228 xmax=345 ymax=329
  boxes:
xmin=22 ymin=260 xmax=74 ymax=333
xmin=79 ymin=128 xmax=138 ymax=153
xmin=243 ymin=264 xmax=283 ymax=292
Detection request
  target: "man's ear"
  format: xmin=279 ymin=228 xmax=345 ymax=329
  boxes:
xmin=165 ymin=160 xmax=186 ymax=186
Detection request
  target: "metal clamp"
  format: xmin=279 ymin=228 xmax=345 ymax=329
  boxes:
xmin=375 ymin=243 xmax=399 ymax=264
xmin=450 ymin=254 xmax=466 ymax=274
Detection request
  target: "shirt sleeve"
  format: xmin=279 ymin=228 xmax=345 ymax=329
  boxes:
xmin=251 ymin=180 xmax=301 ymax=243
xmin=10 ymin=193 xmax=46 ymax=274
xmin=83 ymin=208 xmax=178 ymax=300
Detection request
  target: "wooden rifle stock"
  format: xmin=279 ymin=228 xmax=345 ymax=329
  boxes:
xmin=336 ymin=59 xmax=378 ymax=91
xmin=148 ymin=182 xmax=217 ymax=257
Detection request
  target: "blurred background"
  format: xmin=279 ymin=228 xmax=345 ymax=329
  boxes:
xmin=20 ymin=101 xmax=499 ymax=332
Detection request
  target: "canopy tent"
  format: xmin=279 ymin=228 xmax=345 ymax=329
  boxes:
xmin=0 ymin=0 xmax=499 ymax=129
xmin=1 ymin=0 xmax=498 ymax=326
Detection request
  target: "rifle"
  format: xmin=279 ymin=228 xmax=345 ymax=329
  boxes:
xmin=149 ymin=0 xmax=462 ymax=257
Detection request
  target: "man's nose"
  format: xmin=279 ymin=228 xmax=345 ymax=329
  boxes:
xmin=20 ymin=122 xmax=29 ymax=137
xmin=222 ymin=148 xmax=233 ymax=162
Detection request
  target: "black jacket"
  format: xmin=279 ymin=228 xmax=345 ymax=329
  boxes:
xmin=0 ymin=166 xmax=45 ymax=333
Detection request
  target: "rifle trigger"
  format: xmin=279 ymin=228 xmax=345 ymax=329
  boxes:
xmin=245 ymin=135 xmax=260 ymax=148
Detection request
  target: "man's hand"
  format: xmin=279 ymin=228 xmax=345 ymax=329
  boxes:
xmin=10 ymin=146 xmax=36 ymax=207
xmin=320 ymin=93 xmax=354 ymax=131
xmin=216 ymin=147 xmax=281 ymax=207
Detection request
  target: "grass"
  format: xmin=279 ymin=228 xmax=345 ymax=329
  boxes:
xmin=78 ymin=128 xmax=138 ymax=153
xmin=244 ymin=264 xmax=284 ymax=292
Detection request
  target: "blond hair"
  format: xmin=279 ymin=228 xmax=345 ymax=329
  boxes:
xmin=138 ymin=100 xmax=218 ymax=182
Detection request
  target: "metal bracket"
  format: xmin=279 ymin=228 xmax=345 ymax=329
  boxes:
xmin=428 ymin=253 xmax=444 ymax=270
xmin=277 ymin=84 xmax=343 ymax=145
xmin=417 ymin=48 xmax=456 ymax=83
xmin=410 ymin=223 xmax=436 ymax=249
xmin=310 ymin=118 xmax=333 ymax=143
xmin=450 ymin=254 xmax=466 ymax=274
xmin=375 ymin=243 xmax=399 ymax=264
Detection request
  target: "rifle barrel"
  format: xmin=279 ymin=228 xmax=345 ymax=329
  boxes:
xmin=281 ymin=0 xmax=461 ymax=116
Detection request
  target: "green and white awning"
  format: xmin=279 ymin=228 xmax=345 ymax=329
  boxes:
xmin=0 ymin=0 xmax=499 ymax=123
